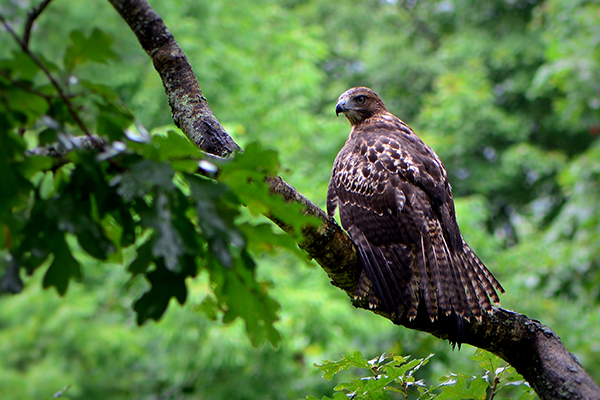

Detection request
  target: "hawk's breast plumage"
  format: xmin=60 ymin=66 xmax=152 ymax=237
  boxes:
xmin=327 ymin=87 xmax=504 ymax=323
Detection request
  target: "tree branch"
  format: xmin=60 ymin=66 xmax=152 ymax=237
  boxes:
xmin=0 ymin=10 xmax=94 ymax=140
xmin=107 ymin=0 xmax=239 ymax=158
xmin=106 ymin=1 xmax=600 ymax=398
xmin=23 ymin=0 xmax=54 ymax=47
xmin=0 ymin=69 xmax=68 ymax=100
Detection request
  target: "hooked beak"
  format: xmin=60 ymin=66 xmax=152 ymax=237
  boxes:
xmin=335 ymin=100 xmax=347 ymax=117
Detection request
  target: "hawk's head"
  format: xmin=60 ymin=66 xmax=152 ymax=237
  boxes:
xmin=335 ymin=87 xmax=389 ymax=126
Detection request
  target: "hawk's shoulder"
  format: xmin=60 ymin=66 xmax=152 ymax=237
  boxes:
xmin=329 ymin=112 xmax=450 ymax=205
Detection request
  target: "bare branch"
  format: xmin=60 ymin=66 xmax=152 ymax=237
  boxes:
xmin=106 ymin=1 xmax=600 ymax=398
xmin=0 ymin=12 xmax=95 ymax=140
xmin=0 ymin=69 xmax=70 ymax=100
xmin=23 ymin=0 xmax=54 ymax=47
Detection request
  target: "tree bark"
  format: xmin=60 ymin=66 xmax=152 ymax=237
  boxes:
xmin=107 ymin=0 xmax=238 ymax=157
xmin=107 ymin=1 xmax=600 ymax=399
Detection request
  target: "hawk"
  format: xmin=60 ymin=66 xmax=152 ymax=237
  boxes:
xmin=327 ymin=87 xmax=504 ymax=324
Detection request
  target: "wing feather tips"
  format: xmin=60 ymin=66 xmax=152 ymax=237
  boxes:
xmin=350 ymin=227 xmax=420 ymax=318
xmin=354 ymin=269 xmax=382 ymax=310
xmin=455 ymin=243 xmax=503 ymax=322
xmin=386 ymin=243 xmax=419 ymax=319
xmin=418 ymin=236 xmax=438 ymax=321
xmin=454 ymin=255 xmax=482 ymax=321
xmin=350 ymin=228 xmax=396 ymax=311
xmin=465 ymin=243 xmax=505 ymax=297
xmin=439 ymin=235 xmax=471 ymax=320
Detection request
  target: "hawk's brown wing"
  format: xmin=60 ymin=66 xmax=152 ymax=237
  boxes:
xmin=327 ymin=116 xmax=503 ymax=321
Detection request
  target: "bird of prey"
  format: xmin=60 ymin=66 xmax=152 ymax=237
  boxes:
xmin=327 ymin=87 xmax=504 ymax=324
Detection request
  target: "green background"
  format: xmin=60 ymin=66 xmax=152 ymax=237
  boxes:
xmin=1 ymin=0 xmax=599 ymax=398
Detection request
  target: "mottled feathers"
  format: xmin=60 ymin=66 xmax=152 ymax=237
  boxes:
xmin=328 ymin=87 xmax=504 ymax=323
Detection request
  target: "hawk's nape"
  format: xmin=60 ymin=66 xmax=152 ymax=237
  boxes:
xmin=327 ymin=87 xmax=504 ymax=335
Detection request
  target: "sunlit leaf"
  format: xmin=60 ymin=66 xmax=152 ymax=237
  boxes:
xmin=15 ymin=154 xmax=54 ymax=179
xmin=195 ymin=295 xmax=219 ymax=321
xmin=153 ymin=130 xmax=203 ymax=161
xmin=437 ymin=375 xmax=487 ymax=400
xmin=315 ymin=351 xmax=370 ymax=381
xmin=39 ymin=171 xmax=54 ymax=199
xmin=470 ymin=348 xmax=502 ymax=375
xmin=219 ymin=141 xmax=321 ymax=234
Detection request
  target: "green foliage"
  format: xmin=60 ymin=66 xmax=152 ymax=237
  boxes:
xmin=219 ymin=141 xmax=322 ymax=234
xmin=310 ymin=350 xmax=536 ymax=400
xmin=2 ymin=0 xmax=600 ymax=398
xmin=3 ymin=115 xmax=296 ymax=346
xmin=309 ymin=352 xmax=432 ymax=400
xmin=0 ymin=10 xmax=316 ymax=348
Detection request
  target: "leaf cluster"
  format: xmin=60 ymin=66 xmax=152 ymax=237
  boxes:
xmin=310 ymin=349 xmax=536 ymax=400
xmin=0 ymin=15 xmax=317 ymax=348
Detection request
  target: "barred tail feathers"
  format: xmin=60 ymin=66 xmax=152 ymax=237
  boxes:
xmin=420 ymin=220 xmax=474 ymax=320
xmin=463 ymin=242 xmax=505 ymax=301
xmin=421 ymin=229 xmax=451 ymax=317
xmin=455 ymin=242 xmax=504 ymax=320
xmin=437 ymin=234 xmax=473 ymax=320
xmin=348 ymin=226 xmax=503 ymax=322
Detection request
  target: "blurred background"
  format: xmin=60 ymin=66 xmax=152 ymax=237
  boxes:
xmin=1 ymin=0 xmax=599 ymax=398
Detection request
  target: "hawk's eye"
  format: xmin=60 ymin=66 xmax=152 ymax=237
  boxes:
xmin=355 ymin=95 xmax=366 ymax=104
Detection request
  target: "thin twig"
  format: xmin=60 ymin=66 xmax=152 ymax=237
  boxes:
xmin=0 ymin=13 xmax=94 ymax=139
xmin=0 ymin=69 xmax=72 ymax=100
xmin=489 ymin=371 xmax=500 ymax=399
xmin=23 ymin=0 xmax=54 ymax=47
